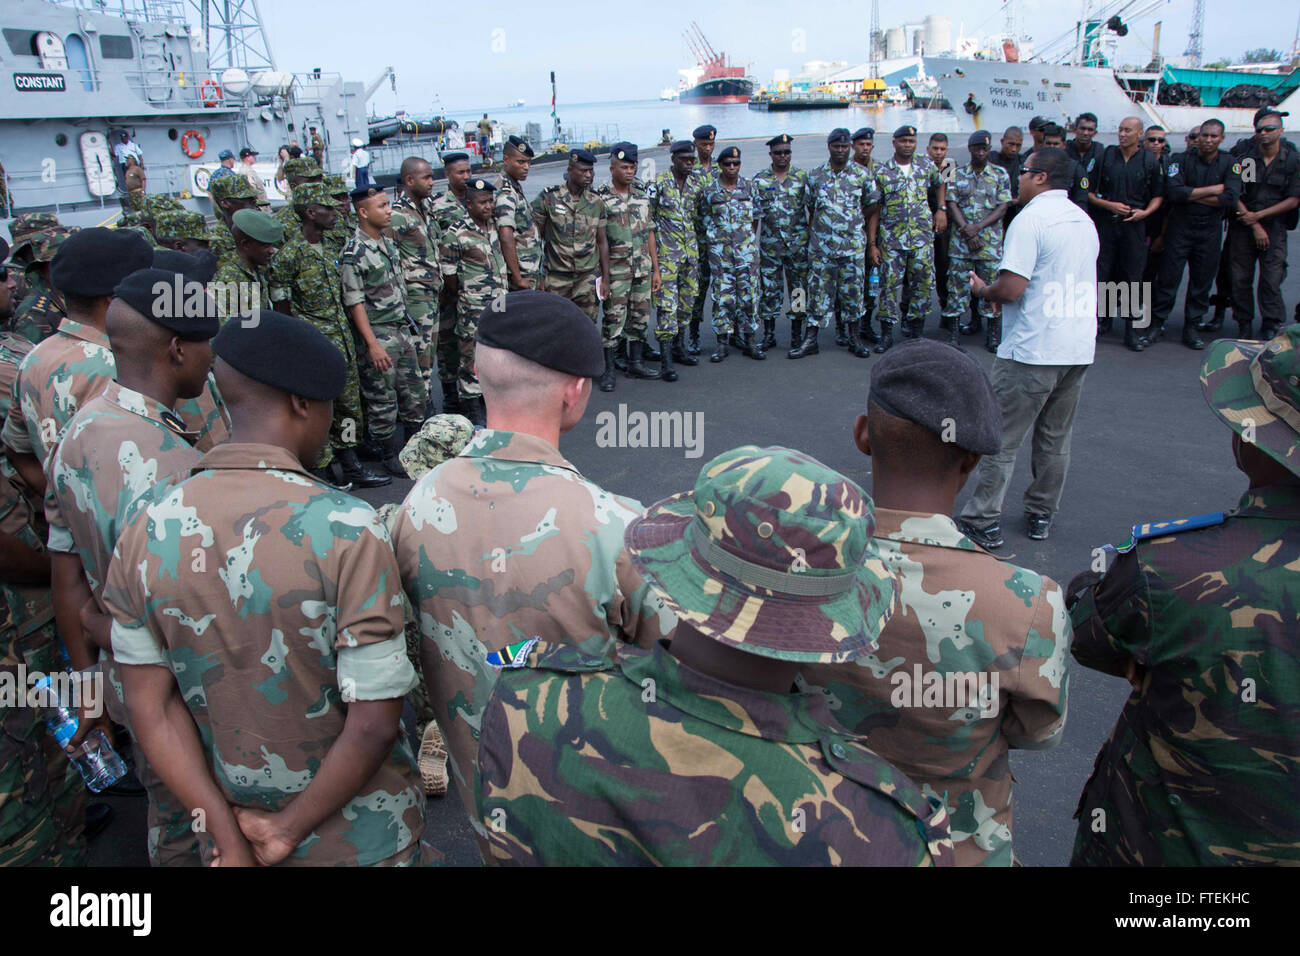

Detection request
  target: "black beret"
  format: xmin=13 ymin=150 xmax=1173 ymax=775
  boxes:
xmin=893 ymin=125 xmax=917 ymax=138
xmin=505 ymin=135 xmax=535 ymax=158
xmin=716 ymin=146 xmax=740 ymax=162
xmin=50 ymin=227 xmax=153 ymax=297
xmin=465 ymin=178 xmax=496 ymax=194
xmin=1028 ymin=115 xmax=1048 ymax=130
xmin=968 ymin=130 xmax=992 ymax=147
xmin=869 ymin=340 xmax=1002 ymax=456
xmin=610 ymin=142 xmax=638 ymax=163
xmin=212 ymin=310 xmax=347 ymax=401
xmin=349 ymin=185 xmax=386 ymax=203
xmin=692 ymin=125 xmax=716 ymax=140
xmin=851 ymin=127 xmax=875 ymax=141
xmin=112 ymin=268 xmax=220 ymax=341
xmin=670 ymin=140 xmax=694 ymax=155
xmin=569 ymin=148 xmax=597 ymax=165
xmin=827 ymin=128 xmax=851 ymax=144
xmin=476 ymin=291 xmax=603 ymax=378
xmin=766 ymin=133 xmax=792 ymax=147
xmin=441 ymin=152 xmax=470 ymax=165
xmin=152 ymin=248 xmax=219 ymax=283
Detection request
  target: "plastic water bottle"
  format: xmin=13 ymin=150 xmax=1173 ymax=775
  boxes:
xmin=35 ymin=674 xmax=127 ymax=793
xmin=868 ymin=267 xmax=881 ymax=299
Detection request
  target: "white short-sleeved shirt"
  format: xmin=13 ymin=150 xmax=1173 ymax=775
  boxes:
xmin=996 ymin=189 xmax=1099 ymax=366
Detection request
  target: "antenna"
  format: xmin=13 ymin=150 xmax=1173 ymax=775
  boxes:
xmin=188 ymin=0 xmax=276 ymax=71
xmin=869 ymin=0 xmax=881 ymax=78
xmin=1183 ymin=0 xmax=1204 ymax=67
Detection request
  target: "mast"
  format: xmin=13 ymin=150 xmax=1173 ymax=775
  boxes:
xmin=869 ymin=0 xmax=881 ymax=79
xmin=187 ymin=0 xmax=276 ymax=71
xmin=1183 ymin=0 xmax=1204 ymax=67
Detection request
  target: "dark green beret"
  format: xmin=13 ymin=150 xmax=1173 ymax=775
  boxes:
xmin=231 ymin=209 xmax=284 ymax=244
xmin=893 ymin=125 xmax=917 ymax=139
xmin=610 ymin=142 xmax=638 ymax=163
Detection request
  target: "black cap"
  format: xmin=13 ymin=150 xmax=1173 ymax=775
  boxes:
xmin=717 ymin=146 xmax=740 ymax=162
xmin=152 ymin=248 xmax=218 ymax=283
xmin=893 ymin=125 xmax=917 ymax=139
xmin=212 ymin=310 xmax=347 ymax=400
xmin=239 ymin=147 xmax=258 ymax=158
xmin=1255 ymin=107 xmax=1288 ymax=125
xmin=569 ymin=148 xmax=597 ymax=165
xmin=610 ymin=142 xmax=638 ymax=163
xmin=441 ymin=151 xmax=470 ymax=165
xmin=505 ymin=135 xmax=535 ymax=158
xmin=112 ymin=268 xmax=220 ymax=341
xmin=968 ymin=130 xmax=992 ymax=147
xmin=465 ymin=178 xmax=496 ymax=194
xmin=476 ymin=291 xmax=603 ymax=377
xmin=49 ymin=227 xmax=153 ymax=297
xmin=692 ymin=125 xmax=716 ymax=141
xmin=766 ymin=133 xmax=793 ymax=147
xmin=350 ymin=185 xmax=387 ymax=203
xmin=1028 ymin=116 xmax=1048 ymax=131
xmin=869 ymin=340 xmax=1002 ymax=456
xmin=851 ymin=127 xmax=875 ymax=141
xmin=827 ymin=128 xmax=851 ymax=144
xmin=670 ymin=140 xmax=694 ymax=155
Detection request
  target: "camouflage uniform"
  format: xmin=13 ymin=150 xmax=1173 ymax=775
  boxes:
xmin=323 ymin=176 xmax=354 ymax=261
xmin=648 ymin=171 xmax=702 ymax=341
xmin=389 ymin=429 xmax=678 ymax=841
xmin=800 ymin=510 xmax=1071 ymax=866
xmin=45 ymin=382 xmax=207 ymax=865
xmin=206 ymin=175 xmax=258 ymax=272
xmin=339 ymin=228 xmax=426 ymax=443
xmin=427 ymin=190 xmax=471 ymax=392
xmin=595 ymin=180 xmax=655 ymax=347
xmin=206 ymin=218 xmax=237 ymax=272
xmin=152 ymin=210 xmax=209 ymax=249
xmin=805 ymin=163 xmax=878 ymax=329
xmin=10 ymin=231 xmax=72 ymax=344
xmin=943 ymin=163 xmax=1012 ymax=326
xmin=700 ymin=177 xmax=761 ymax=337
xmin=210 ymin=253 xmax=270 ymax=323
xmin=531 ymin=183 xmax=606 ymax=322
xmin=438 ymin=217 xmax=507 ymax=403
xmin=0 ymin=334 xmax=34 ymax=421
xmin=268 ymin=233 xmax=364 ymax=468
xmin=478 ymin=640 xmax=953 ymax=866
xmin=172 ymin=373 xmax=231 ymax=454
xmin=753 ymin=166 xmax=810 ymax=324
xmin=688 ymin=164 xmax=718 ymax=336
xmin=397 ymin=413 xmax=475 ymax=481
xmin=103 ymin=442 xmax=426 ymax=866
xmin=494 ymin=174 xmax=543 ymax=288
xmin=388 ymin=193 xmax=443 ymax=389
xmin=873 ymin=156 xmax=943 ymax=328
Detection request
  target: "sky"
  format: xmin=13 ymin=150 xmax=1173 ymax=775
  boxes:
xmin=247 ymin=0 xmax=1299 ymax=116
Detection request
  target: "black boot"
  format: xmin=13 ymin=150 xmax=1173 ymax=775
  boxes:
xmin=461 ymin=395 xmax=487 ymax=427
xmin=381 ymin=433 xmax=407 ymax=478
xmin=790 ymin=319 xmax=803 ymax=347
xmin=626 ymin=341 xmax=660 ymax=379
xmin=1260 ymin=323 xmax=1281 ymax=341
xmin=900 ymin=319 xmax=918 ymax=340
xmin=642 ymin=337 xmax=661 ymax=361
xmin=847 ymin=322 xmax=871 ymax=357
xmin=1182 ymin=325 xmax=1205 ymax=350
xmin=710 ymin=334 xmax=729 ymax=363
xmin=599 ymin=347 xmax=617 ymax=392
xmin=1237 ymin=320 xmax=1255 ymax=340
xmin=1123 ymin=320 xmax=1145 ymax=352
xmin=945 ymin=320 xmax=959 ymax=346
xmin=834 ymin=317 xmax=849 ymax=347
xmin=761 ymin=319 xmax=777 ymax=350
xmin=959 ymin=314 xmax=983 ymax=336
xmin=310 ymin=461 xmax=352 ymax=491
xmin=1097 ymin=316 xmax=1113 ymax=338
xmin=659 ymin=341 xmax=678 ymax=382
xmin=1145 ymin=319 xmax=1165 ymax=345
xmin=873 ymin=322 xmax=894 ymax=354
xmin=687 ymin=319 xmax=701 ymax=355
xmin=857 ymin=316 xmax=880 ymax=346
xmin=672 ymin=331 xmax=698 ymax=366
xmin=441 ymin=380 xmax=460 ymax=414
xmin=985 ymin=315 xmax=1002 ymax=353
xmin=338 ymin=448 xmax=392 ymax=487
xmin=613 ymin=339 xmax=629 ymax=373
xmin=741 ymin=329 xmax=766 ymax=360
xmin=787 ymin=324 xmax=820 ymax=359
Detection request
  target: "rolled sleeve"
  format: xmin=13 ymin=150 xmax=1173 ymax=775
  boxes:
xmin=337 ymin=636 xmax=417 ymax=701
xmin=2 ymin=396 xmax=32 ymax=456
xmin=338 ymin=259 xmax=366 ymax=308
xmin=110 ymin=617 xmax=168 ymax=666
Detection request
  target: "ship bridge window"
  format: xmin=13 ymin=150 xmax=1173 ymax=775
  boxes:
xmin=99 ymin=35 xmax=133 ymax=59
xmin=3 ymin=28 xmax=39 ymax=56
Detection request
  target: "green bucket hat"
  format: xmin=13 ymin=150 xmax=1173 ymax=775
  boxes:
xmin=9 ymin=212 xmax=61 ymax=243
xmin=399 ymin=414 xmax=476 ymax=480
xmin=208 ymin=174 xmax=258 ymax=202
xmin=624 ymin=445 xmax=899 ymax=664
xmin=282 ymin=156 xmax=322 ymax=179
xmin=292 ymin=182 xmax=334 ymax=208
xmin=1201 ymin=327 xmax=1300 ymax=477
xmin=153 ymin=210 xmax=208 ymax=241
xmin=325 ymin=174 xmax=348 ymax=196
xmin=141 ymin=194 xmax=184 ymax=216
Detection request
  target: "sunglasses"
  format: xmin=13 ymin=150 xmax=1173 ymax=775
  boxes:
xmin=1257 ymin=125 xmax=1281 ymax=132
xmin=1146 ymin=136 xmax=1166 ymax=143
xmin=720 ymin=160 xmax=740 ymax=167
xmin=1020 ymin=166 xmax=1045 ymax=176
xmin=770 ymin=149 xmax=792 ymax=155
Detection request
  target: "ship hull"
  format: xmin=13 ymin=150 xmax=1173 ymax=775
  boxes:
xmin=923 ymin=57 xmax=1300 ymax=135
xmin=680 ymin=77 xmax=754 ymax=104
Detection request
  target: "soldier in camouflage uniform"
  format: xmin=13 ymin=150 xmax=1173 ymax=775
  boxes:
xmin=210 ymin=209 xmax=281 ymax=322
xmin=801 ymin=341 xmax=1071 ymax=866
xmin=340 ymin=185 xmax=427 ymax=475
xmin=944 ymin=131 xmax=1012 ymax=350
xmin=322 ymin=175 xmax=354 ymax=261
xmin=388 ymin=158 xmax=443 ymax=395
xmin=700 ymin=146 xmax=763 ymax=362
xmin=206 ymin=174 xmax=260 ymax=273
xmin=754 ymin=133 xmax=809 ymax=351
xmin=152 ymin=210 xmax=211 ymax=255
xmin=1066 ymin=326 xmax=1300 ymax=866
xmin=791 ymin=129 xmax=878 ymax=360
xmin=532 ymin=150 xmax=609 ymax=324
xmin=687 ymin=124 xmax=717 ymax=355
xmin=103 ymin=312 xmax=426 ymax=867
xmin=868 ymin=125 xmax=946 ymax=350
xmin=8 ymin=213 xmax=62 ymax=305
xmin=390 ymin=292 xmax=677 ymax=852
xmin=477 ymin=443 xmax=955 ymax=867
xmin=44 ymin=268 xmax=221 ymax=866
xmin=649 ymin=142 xmax=703 ymax=381
xmin=439 ymin=179 xmax=507 ymax=427
xmin=495 ymin=135 xmax=543 ymax=291
xmin=594 ymin=142 xmax=660 ymax=390
xmin=138 ymin=194 xmax=183 ymax=243
xmin=273 ymin=156 xmax=323 ymax=233
xmin=429 ymin=153 xmax=473 ymax=414
xmin=115 ymin=211 xmax=157 ymax=250
xmin=9 ymin=230 xmax=73 ymax=345
xmin=268 ymin=183 xmax=388 ymax=489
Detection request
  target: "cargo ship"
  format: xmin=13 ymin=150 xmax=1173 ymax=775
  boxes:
xmin=677 ymin=22 xmax=754 ymax=104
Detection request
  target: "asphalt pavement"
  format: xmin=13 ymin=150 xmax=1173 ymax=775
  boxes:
xmin=90 ymin=131 xmax=1297 ymax=867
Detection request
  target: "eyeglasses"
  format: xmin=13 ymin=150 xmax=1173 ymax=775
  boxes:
xmin=1020 ymin=166 xmax=1044 ymax=176
xmin=1146 ymin=136 xmax=1166 ymax=143
xmin=770 ymin=149 xmax=791 ymax=155
xmin=1257 ymin=125 xmax=1281 ymax=133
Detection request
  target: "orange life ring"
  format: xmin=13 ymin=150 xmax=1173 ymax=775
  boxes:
xmin=181 ymin=130 xmax=205 ymax=159
xmin=200 ymin=79 xmax=222 ymax=107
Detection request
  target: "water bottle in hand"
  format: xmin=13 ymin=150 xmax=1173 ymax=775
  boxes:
xmin=35 ymin=674 xmax=127 ymax=793
xmin=868 ymin=267 xmax=881 ymax=299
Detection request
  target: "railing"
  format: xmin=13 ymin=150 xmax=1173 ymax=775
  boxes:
xmin=46 ymin=0 xmax=187 ymax=20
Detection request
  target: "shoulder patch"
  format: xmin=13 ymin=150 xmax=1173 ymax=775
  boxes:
xmin=1232 ymin=163 xmax=1242 ymax=175
xmin=1079 ymin=176 xmax=1089 ymax=190
xmin=1127 ymin=511 xmax=1226 ymax=547
xmin=486 ymin=637 xmax=539 ymax=669
xmin=1168 ymin=162 xmax=1180 ymax=177
xmin=487 ymin=638 xmax=614 ymax=674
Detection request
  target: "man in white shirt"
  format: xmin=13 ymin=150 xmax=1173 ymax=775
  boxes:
xmin=349 ymin=138 xmax=372 ymax=189
xmin=957 ymin=147 xmax=1099 ymax=549
xmin=113 ymin=132 xmax=143 ymax=168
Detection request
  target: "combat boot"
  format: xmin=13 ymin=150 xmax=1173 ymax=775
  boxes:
xmin=790 ymin=318 xmax=803 ymax=347
xmin=642 ymin=337 xmax=661 ymax=361
xmin=761 ymin=319 xmax=777 ymax=350
xmin=659 ymin=343 xmax=678 ymax=382
xmin=900 ymin=320 xmax=918 ymax=340
xmin=787 ymin=325 xmax=820 ymax=359
xmin=1236 ymin=320 xmax=1254 ymax=339
xmin=873 ymin=322 xmax=894 ymax=354
xmin=626 ymin=341 xmax=659 ymax=379
xmin=599 ymin=347 xmax=617 ymax=392
xmin=1145 ymin=319 xmax=1165 ymax=345
xmin=959 ymin=314 xmax=982 ymax=336
xmin=945 ymin=320 xmax=959 ymax=346
xmin=1123 ymin=320 xmax=1145 ymax=352
xmin=381 ymin=433 xmax=408 ymax=478
xmin=440 ymin=381 xmax=460 ymax=414
xmin=1261 ymin=323 xmax=1281 ymax=341
xmin=1182 ymin=325 xmax=1205 ymax=350
xmin=846 ymin=323 xmax=871 ymax=358
xmin=310 ymin=460 xmax=353 ymax=491
xmin=985 ymin=316 xmax=1002 ymax=353
xmin=710 ymin=333 xmax=729 ymax=363
xmin=857 ymin=316 xmax=880 ymax=346
xmin=1197 ymin=310 xmax=1224 ymax=334
xmin=834 ymin=317 xmax=849 ymax=347
xmin=613 ymin=339 xmax=629 ymax=373
xmin=337 ymin=448 xmax=392 ymax=488
xmin=672 ymin=331 xmax=698 ymax=366
xmin=741 ymin=329 xmax=766 ymax=360
xmin=687 ymin=319 xmax=701 ymax=355
xmin=461 ymin=395 xmax=487 ymax=428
